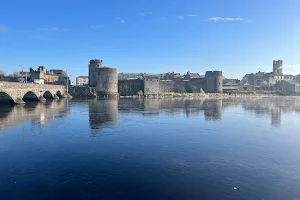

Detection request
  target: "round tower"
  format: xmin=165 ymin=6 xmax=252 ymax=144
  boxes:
xmin=89 ymin=59 xmax=103 ymax=87
xmin=205 ymin=71 xmax=214 ymax=93
xmin=213 ymin=71 xmax=223 ymax=93
xmin=95 ymin=67 xmax=118 ymax=98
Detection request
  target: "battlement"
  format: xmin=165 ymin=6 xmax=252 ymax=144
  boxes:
xmin=90 ymin=59 xmax=103 ymax=64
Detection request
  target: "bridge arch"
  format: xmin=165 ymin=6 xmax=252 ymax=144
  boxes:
xmin=56 ymin=90 xmax=62 ymax=98
xmin=22 ymin=91 xmax=39 ymax=102
xmin=0 ymin=92 xmax=15 ymax=104
xmin=43 ymin=91 xmax=54 ymax=99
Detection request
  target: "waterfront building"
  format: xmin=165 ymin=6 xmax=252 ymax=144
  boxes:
xmin=46 ymin=69 xmax=69 ymax=85
xmin=76 ymin=76 xmax=89 ymax=86
xmin=30 ymin=66 xmax=46 ymax=84
xmin=118 ymin=73 xmax=143 ymax=80
xmin=274 ymin=80 xmax=300 ymax=94
xmin=184 ymin=71 xmax=201 ymax=80
xmin=161 ymin=72 xmax=182 ymax=80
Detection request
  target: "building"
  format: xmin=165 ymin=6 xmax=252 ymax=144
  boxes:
xmin=76 ymin=76 xmax=89 ymax=86
xmin=273 ymin=60 xmax=283 ymax=75
xmin=184 ymin=72 xmax=201 ymax=80
xmin=274 ymin=80 xmax=300 ymax=94
xmin=205 ymin=71 xmax=223 ymax=93
xmin=273 ymin=60 xmax=284 ymax=81
xmin=161 ymin=72 xmax=182 ymax=80
xmin=29 ymin=66 xmax=46 ymax=84
xmin=48 ymin=69 xmax=68 ymax=77
xmin=284 ymin=75 xmax=296 ymax=81
xmin=241 ymin=74 xmax=250 ymax=83
xmin=242 ymin=60 xmax=286 ymax=86
xmin=89 ymin=59 xmax=103 ymax=87
xmin=46 ymin=69 xmax=68 ymax=85
xmin=118 ymin=73 xmax=143 ymax=80
xmin=296 ymin=75 xmax=300 ymax=83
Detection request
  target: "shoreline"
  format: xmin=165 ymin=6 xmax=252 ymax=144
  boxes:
xmin=118 ymin=93 xmax=300 ymax=100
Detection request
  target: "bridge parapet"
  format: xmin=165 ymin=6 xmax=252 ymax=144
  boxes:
xmin=0 ymin=81 xmax=67 ymax=104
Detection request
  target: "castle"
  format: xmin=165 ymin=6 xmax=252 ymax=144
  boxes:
xmin=88 ymin=59 xmax=223 ymax=98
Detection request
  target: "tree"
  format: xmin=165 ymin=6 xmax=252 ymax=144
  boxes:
xmin=0 ymin=70 xmax=6 ymax=77
xmin=12 ymin=72 xmax=21 ymax=78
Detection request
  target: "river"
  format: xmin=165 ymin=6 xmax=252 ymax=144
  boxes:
xmin=0 ymin=97 xmax=300 ymax=200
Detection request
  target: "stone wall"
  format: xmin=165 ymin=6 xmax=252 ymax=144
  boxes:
xmin=186 ymin=78 xmax=206 ymax=93
xmin=118 ymin=79 xmax=143 ymax=96
xmin=159 ymin=81 xmax=183 ymax=93
xmin=144 ymin=79 xmax=206 ymax=95
xmin=144 ymin=78 xmax=160 ymax=95
xmin=69 ymin=86 xmax=97 ymax=98
xmin=0 ymin=81 xmax=67 ymax=103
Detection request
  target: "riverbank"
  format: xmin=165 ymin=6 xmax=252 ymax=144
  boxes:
xmin=69 ymin=86 xmax=300 ymax=100
xmin=120 ymin=93 xmax=283 ymax=100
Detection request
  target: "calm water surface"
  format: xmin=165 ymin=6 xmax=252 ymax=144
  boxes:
xmin=1 ymin=98 xmax=300 ymax=200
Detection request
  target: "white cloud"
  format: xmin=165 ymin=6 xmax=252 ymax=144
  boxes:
xmin=187 ymin=14 xmax=197 ymax=17
xmin=37 ymin=27 xmax=58 ymax=31
xmin=177 ymin=16 xmax=184 ymax=20
xmin=209 ymin=17 xmax=244 ymax=22
xmin=0 ymin=24 xmax=9 ymax=32
xmin=116 ymin=17 xmax=125 ymax=24
xmin=90 ymin=25 xmax=104 ymax=29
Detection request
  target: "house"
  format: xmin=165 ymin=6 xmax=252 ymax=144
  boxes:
xmin=46 ymin=69 xmax=69 ymax=85
xmin=76 ymin=76 xmax=89 ymax=86
xmin=161 ymin=72 xmax=182 ymax=80
xmin=184 ymin=71 xmax=201 ymax=80
xmin=274 ymin=80 xmax=300 ymax=94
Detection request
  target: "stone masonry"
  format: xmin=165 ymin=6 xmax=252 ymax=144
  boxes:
xmin=0 ymin=81 xmax=67 ymax=104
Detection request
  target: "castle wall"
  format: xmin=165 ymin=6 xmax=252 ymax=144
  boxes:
xmin=95 ymin=67 xmax=118 ymax=98
xmin=144 ymin=79 xmax=206 ymax=95
xmin=118 ymin=79 xmax=144 ymax=96
xmin=159 ymin=81 xmax=180 ymax=93
xmin=144 ymin=79 xmax=160 ymax=95
xmin=69 ymin=86 xmax=97 ymax=98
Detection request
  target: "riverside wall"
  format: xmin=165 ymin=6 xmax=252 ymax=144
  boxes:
xmin=118 ymin=79 xmax=144 ymax=96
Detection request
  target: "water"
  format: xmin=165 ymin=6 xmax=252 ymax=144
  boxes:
xmin=1 ymin=97 xmax=300 ymax=200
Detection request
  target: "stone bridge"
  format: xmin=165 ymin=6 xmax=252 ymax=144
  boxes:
xmin=0 ymin=81 xmax=68 ymax=104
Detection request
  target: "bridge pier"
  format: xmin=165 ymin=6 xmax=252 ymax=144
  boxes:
xmin=14 ymin=98 xmax=26 ymax=105
xmin=53 ymin=94 xmax=60 ymax=100
xmin=39 ymin=95 xmax=47 ymax=101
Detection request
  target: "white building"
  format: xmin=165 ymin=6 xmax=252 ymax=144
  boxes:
xmin=76 ymin=76 xmax=89 ymax=86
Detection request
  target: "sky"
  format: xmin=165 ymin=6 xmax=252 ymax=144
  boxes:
xmin=0 ymin=0 xmax=299 ymax=82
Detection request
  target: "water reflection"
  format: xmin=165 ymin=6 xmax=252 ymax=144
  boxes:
xmin=118 ymin=99 xmax=223 ymax=121
xmin=117 ymin=98 xmax=300 ymax=127
xmin=1 ymin=97 xmax=300 ymax=131
xmin=240 ymin=97 xmax=300 ymax=127
xmin=0 ymin=99 xmax=69 ymax=131
xmin=88 ymin=99 xmax=118 ymax=130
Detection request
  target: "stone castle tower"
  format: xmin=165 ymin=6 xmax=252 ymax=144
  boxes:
xmin=205 ymin=71 xmax=223 ymax=93
xmin=89 ymin=59 xmax=103 ymax=87
xmin=88 ymin=59 xmax=118 ymax=98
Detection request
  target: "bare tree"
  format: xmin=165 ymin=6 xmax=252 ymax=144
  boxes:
xmin=6 ymin=71 xmax=21 ymax=78
xmin=0 ymin=69 xmax=6 ymax=77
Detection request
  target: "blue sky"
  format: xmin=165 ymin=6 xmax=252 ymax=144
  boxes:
xmin=0 ymin=0 xmax=299 ymax=82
